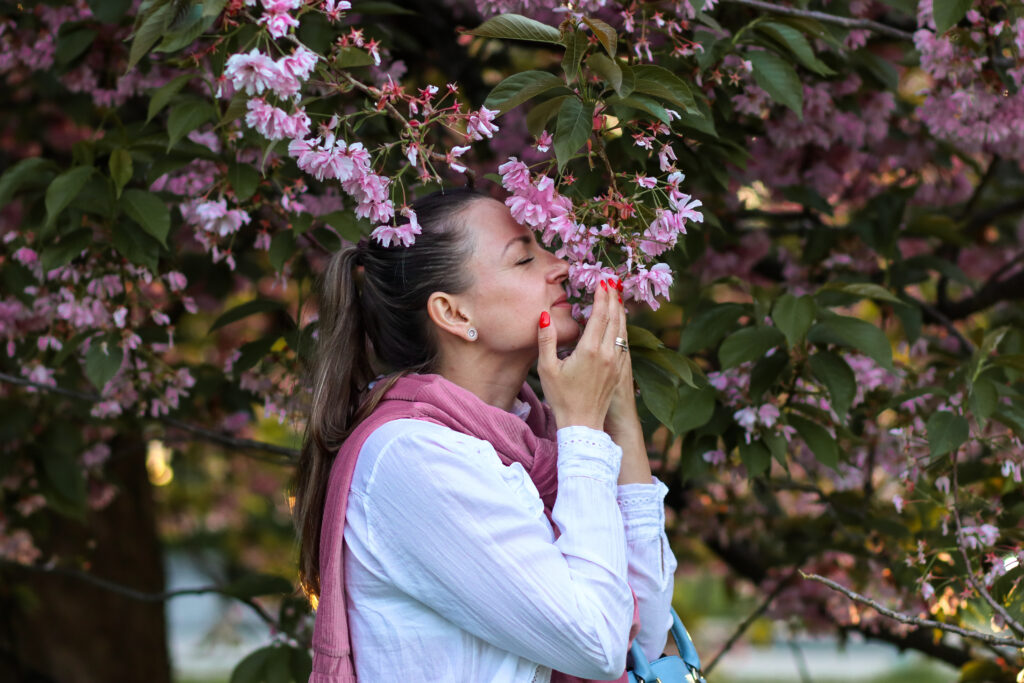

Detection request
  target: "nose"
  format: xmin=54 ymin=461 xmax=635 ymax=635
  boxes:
xmin=546 ymin=251 xmax=569 ymax=283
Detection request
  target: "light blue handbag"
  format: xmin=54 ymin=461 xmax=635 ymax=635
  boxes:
xmin=626 ymin=607 xmax=707 ymax=683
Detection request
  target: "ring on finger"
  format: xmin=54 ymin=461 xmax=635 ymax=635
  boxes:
xmin=614 ymin=336 xmax=629 ymax=352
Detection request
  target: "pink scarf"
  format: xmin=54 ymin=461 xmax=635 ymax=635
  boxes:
xmin=310 ymin=373 xmax=638 ymax=683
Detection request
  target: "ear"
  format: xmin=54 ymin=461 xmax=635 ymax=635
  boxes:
xmin=426 ymin=291 xmax=475 ymax=341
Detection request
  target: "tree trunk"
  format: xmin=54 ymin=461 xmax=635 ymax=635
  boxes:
xmin=1 ymin=437 xmax=172 ymax=683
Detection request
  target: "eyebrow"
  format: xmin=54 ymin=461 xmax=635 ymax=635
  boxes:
xmin=502 ymin=234 xmax=532 ymax=255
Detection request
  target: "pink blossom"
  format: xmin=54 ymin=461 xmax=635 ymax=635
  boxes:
xmin=81 ymin=443 xmax=111 ymax=468
xmin=446 ymin=145 xmax=471 ymax=173
xmin=192 ymin=199 xmax=251 ymax=236
xmin=370 ymin=208 xmax=421 ymax=248
xmin=892 ymin=494 xmax=904 ymax=513
xmin=13 ymin=247 xmax=37 ymax=265
xmin=224 ymin=48 xmax=283 ymax=96
xmin=259 ymin=8 xmax=300 ymax=38
xmin=634 ymin=174 xmax=657 ymax=189
xmin=113 ymin=307 xmax=128 ymax=328
xmin=166 ymin=271 xmax=187 ymax=292
xmin=466 ymin=106 xmax=500 ymax=141
xmin=245 ymin=98 xmax=311 ymax=141
xmin=702 ymin=449 xmax=727 ymax=465
xmin=277 ymin=45 xmax=319 ymax=82
xmin=499 ymin=157 xmax=532 ymax=192
xmin=535 ymin=130 xmax=552 ymax=152
xmin=624 ymin=263 xmax=673 ymax=310
xmin=567 ymin=261 xmax=611 ymax=294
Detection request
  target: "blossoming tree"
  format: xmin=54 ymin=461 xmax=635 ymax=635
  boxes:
xmin=3 ymin=0 xmax=1024 ymax=680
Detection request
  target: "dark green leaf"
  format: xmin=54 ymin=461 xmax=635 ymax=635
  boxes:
xmin=582 ymin=16 xmax=617 ymax=57
xmin=933 ymin=0 xmax=972 ymax=33
xmin=772 ymin=293 xmax=816 ymax=346
xmin=679 ymin=303 xmax=746 ymax=354
xmin=56 ymin=26 xmax=98 ymax=67
xmin=120 ymin=189 xmax=171 ymax=246
xmin=222 ymin=573 xmax=293 ymax=600
xmin=229 ymin=162 xmax=260 ymax=202
xmin=269 ymin=231 xmax=296 ymax=272
xmin=322 ymin=210 xmax=371 ymax=243
xmin=84 ymin=339 xmax=125 ymax=391
xmin=718 ymin=327 xmax=786 ymax=369
xmin=608 ymin=93 xmax=671 ymax=124
xmin=336 ymin=46 xmax=375 ymax=68
xmin=234 ymin=335 xmax=281 ymax=375
xmin=763 ymin=431 xmax=788 ymax=468
xmin=42 ymin=450 xmax=87 ymax=511
xmin=41 ymin=229 xmax=93 ymax=271
xmin=155 ymin=3 xmax=213 ymax=54
xmin=553 ymin=98 xmax=593 ymax=170
xmin=749 ymin=349 xmax=789 ymax=399
xmin=626 ymin=324 xmax=663 ymax=350
xmin=782 ymin=185 xmax=832 ymax=215
xmin=747 ymin=50 xmax=803 ymax=117
xmin=230 ymin=646 xmax=273 ymax=683
xmin=128 ymin=3 xmax=174 ymax=70
xmin=739 ymin=440 xmax=771 ymax=477
xmin=562 ymin=31 xmax=589 ymax=83
xmin=809 ymin=351 xmax=856 ymax=418
xmin=0 ymin=157 xmax=57 ymax=208
xmin=265 ymin=647 xmax=290 ymax=683
xmin=630 ymin=64 xmax=697 ymax=113
xmin=672 ymin=384 xmax=716 ymax=434
xmin=617 ymin=64 xmax=636 ymax=97
xmin=484 ymin=71 xmax=568 ymax=115
xmin=109 ymin=148 xmax=133 ymax=197
xmin=789 ymin=414 xmax=838 ymax=468
xmin=166 ymin=100 xmax=216 ymax=151
xmin=587 ymin=53 xmax=623 ymax=94
xmin=818 ymin=282 xmax=902 ymax=304
xmin=465 ymin=14 xmax=562 ymax=44
xmin=210 ymin=299 xmax=286 ymax=333
xmin=289 ymin=646 xmax=313 ymax=682
xmin=755 ymin=21 xmax=835 ymax=76
xmin=111 ymin=220 xmax=162 ymax=272
xmin=634 ymin=358 xmax=677 ymax=427
xmin=807 ymin=314 xmax=893 ymax=371
xmin=147 ymin=73 xmax=194 ymax=122
xmin=926 ymin=411 xmax=968 ymax=457
xmin=526 ymin=95 xmax=570 ymax=137
xmin=970 ymin=373 xmax=998 ymax=419
xmin=994 ymin=354 xmax=1024 ymax=373
xmin=45 ymin=166 xmax=94 ymax=226
xmin=87 ymin=0 xmax=132 ymax=24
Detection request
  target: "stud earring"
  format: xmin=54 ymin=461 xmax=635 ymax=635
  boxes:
xmin=467 ymin=328 xmax=478 ymax=340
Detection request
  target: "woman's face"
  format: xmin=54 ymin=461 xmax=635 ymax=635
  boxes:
xmin=457 ymin=198 xmax=579 ymax=353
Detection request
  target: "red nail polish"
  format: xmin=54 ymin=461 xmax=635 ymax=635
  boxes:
xmin=618 ymin=296 xmax=623 ymax=303
xmin=600 ymin=281 xmax=608 ymax=291
xmin=616 ymin=280 xmax=623 ymax=292
xmin=539 ymin=311 xmax=551 ymax=328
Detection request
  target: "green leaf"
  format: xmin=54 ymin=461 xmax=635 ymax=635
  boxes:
xmin=230 ymin=646 xmax=273 ymax=683
xmin=56 ymin=25 xmax=98 ymax=67
xmin=484 ymin=71 xmax=568 ymax=115
xmin=210 ymin=299 xmax=286 ymax=333
xmin=223 ymin=573 xmax=293 ymax=600
xmin=289 ymin=646 xmax=313 ymax=683
xmin=933 ymin=0 xmax=972 ymax=33
xmin=108 ymin=149 xmax=133 ymax=197
xmin=772 ymin=294 xmax=816 ymax=346
xmin=166 ymin=100 xmax=216 ymax=151
xmin=718 ymin=327 xmax=786 ymax=369
xmin=43 ymin=450 xmax=87 ymax=511
xmin=128 ymin=3 xmax=174 ymax=70
xmin=562 ymin=31 xmax=589 ymax=83
xmin=626 ymin=324 xmax=663 ymax=350
xmin=234 ymin=335 xmax=281 ymax=375
xmin=322 ymin=210 xmax=371 ymax=243
xmin=45 ymin=166 xmax=94 ymax=226
xmin=970 ymin=373 xmax=998 ymax=420
xmin=739 ymin=440 xmax=771 ymax=477
xmin=763 ymin=431 xmax=788 ymax=468
xmin=679 ymin=303 xmax=746 ymax=354
xmin=87 ymin=0 xmax=132 ymax=24
xmin=994 ymin=354 xmax=1024 ymax=373
xmin=228 ymin=162 xmax=260 ymax=202
xmin=807 ymin=314 xmax=893 ymax=371
xmin=0 ymin=157 xmax=57 ymax=208
xmin=617 ymin=64 xmax=636 ymax=98
xmin=155 ymin=3 xmax=214 ymax=54
xmin=630 ymin=64 xmax=697 ymax=114
xmin=336 ymin=46 xmax=375 ymax=68
xmin=84 ymin=338 xmax=125 ymax=391
xmin=672 ymin=384 xmax=716 ymax=434
xmin=41 ymin=229 xmax=92 ymax=271
xmin=111 ymin=219 xmax=162 ymax=272
xmin=553 ymin=98 xmax=593 ymax=170
xmin=526 ymin=95 xmax=570 ymax=137
xmin=747 ymin=50 xmax=803 ymax=117
xmin=755 ymin=21 xmax=835 ymax=76
xmin=634 ymin=358 xmax=677 ymax=427
xmin=120 ymin=189 xmax=171 ymax=246
xmin=465 ymin=14 xmax=562 ymax=44
xmin=809 ymin=351 xmax=856 ymax=418
xmin=147 ymin=73 xmax=194 ymax=122
xmin=269 ymin=231 xmax=295 ymax=272
xmin=789 ymin=414 xmax=838 ymax=468
xmin=608 ymin=93 xmax=671 ymax=124
xmin=587 ymin=53 xmax=623 ymax=94
xmin=927 ymin=411 xmax=969 ymax=457
xmin=749 ymin=349 xmax=789 ymax=399
xmin=582 ymin=16 xmax=617 ymax=57
xmin=818 ymin=282 xmax=903 ymax=304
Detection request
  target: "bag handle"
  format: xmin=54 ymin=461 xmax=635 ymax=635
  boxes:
xmin=629 ymin=607 xmax=707 ymax=683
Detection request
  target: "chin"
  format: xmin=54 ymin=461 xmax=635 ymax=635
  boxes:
xmin=554 ymin=317 xmax=581 ymax=346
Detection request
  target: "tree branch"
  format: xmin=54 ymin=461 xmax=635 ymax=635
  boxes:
xmin=2 ymin=560 xmax=279 ymax=628
xmin=719 ymin=0 xmax=915 ymax=40
xmin=800 ymin=572 xmax=1024 ymax=648
xmin=0 ymin=371 xmax=298 ymax=462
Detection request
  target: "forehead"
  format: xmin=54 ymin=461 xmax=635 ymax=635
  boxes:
xmin=463 ymin=198 xmax=531 ymax=248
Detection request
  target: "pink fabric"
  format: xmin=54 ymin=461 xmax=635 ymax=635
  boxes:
xmin=311 ymin=373 xmax=638 ymax=682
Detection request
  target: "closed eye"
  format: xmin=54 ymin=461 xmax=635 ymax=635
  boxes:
xmin=516 ymin=257 xmax=535 ymax=265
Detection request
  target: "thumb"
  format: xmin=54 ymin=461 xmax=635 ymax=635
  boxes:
xmin=536 ymin=311 xmax=557 ymax=372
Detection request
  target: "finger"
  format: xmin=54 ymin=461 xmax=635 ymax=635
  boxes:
xmin=578 ymin=279 xmax=612 ymax=350
xmin=601 ymin=277 xmax=626 ymax=347
xmin=536 ymin=310 xmax=558 ymax=375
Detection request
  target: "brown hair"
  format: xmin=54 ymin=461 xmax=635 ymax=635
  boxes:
xmin=292 ymin=187 xmax=485 ymax=599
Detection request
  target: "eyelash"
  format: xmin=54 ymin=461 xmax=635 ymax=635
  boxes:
xmin=516 ymin=257 xmax=535 ymax=265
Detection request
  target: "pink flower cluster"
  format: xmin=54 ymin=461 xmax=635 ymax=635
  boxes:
xmin=245 ymin=98 xmax=311 ymax=140
xmin=223 ymin=46 xmax=319 ymax=101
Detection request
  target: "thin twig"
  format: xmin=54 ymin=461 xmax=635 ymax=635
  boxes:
xmin=951 ymin=453 xmax=1024 ymax=637
xmin=704 ymin=567 xmax=799 ymax=675
xmin=719 ymin=0 xmax=915 ymax=41
xmin=3 ymin=560 xmax=279 ymax=628
xmin=788 ymin=639 xmax=813 ymax=683
xmin=800 ymin=572 xmax=1024 ymax=648
xmin=0 ymin=371 xmax=298 ymax=462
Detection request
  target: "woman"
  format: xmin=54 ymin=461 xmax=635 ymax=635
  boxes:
xmin=293 ymin=188 xmax=677 ymax=682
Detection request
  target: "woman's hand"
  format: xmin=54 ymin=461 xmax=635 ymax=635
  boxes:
xmin=537 ymin=278 xmax=628 ymax=431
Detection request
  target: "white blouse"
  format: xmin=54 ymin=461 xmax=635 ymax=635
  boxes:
xmin=343 ymin=417 xmax=677 ymax=682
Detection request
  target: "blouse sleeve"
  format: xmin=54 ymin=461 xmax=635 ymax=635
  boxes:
xmin=354 ymin=421 xmax=634 ymax=680
xmin=617 ymin=479 xmax=677 ymax=661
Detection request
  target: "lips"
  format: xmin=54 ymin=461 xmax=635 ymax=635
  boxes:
xmin=552 ymin=293 xmax=570 ymax=308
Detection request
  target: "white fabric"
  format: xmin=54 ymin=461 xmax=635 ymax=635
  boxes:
xmin=344 ymin=418 xmax=677 ymax=682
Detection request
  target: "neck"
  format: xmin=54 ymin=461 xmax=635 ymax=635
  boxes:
xmin=436 ymin=347 xmax=533 ymax=413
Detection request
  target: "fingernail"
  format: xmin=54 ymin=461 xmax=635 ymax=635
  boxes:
xmin=600 ymin=281 xmax=608 ymax=291
xmin=616 ymin=281 xmax=623 ymax=292
xmin=539 ymin=311 xmax=551 ymax=328
xmin=618 ymin=296 xmax=622 ymax=303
